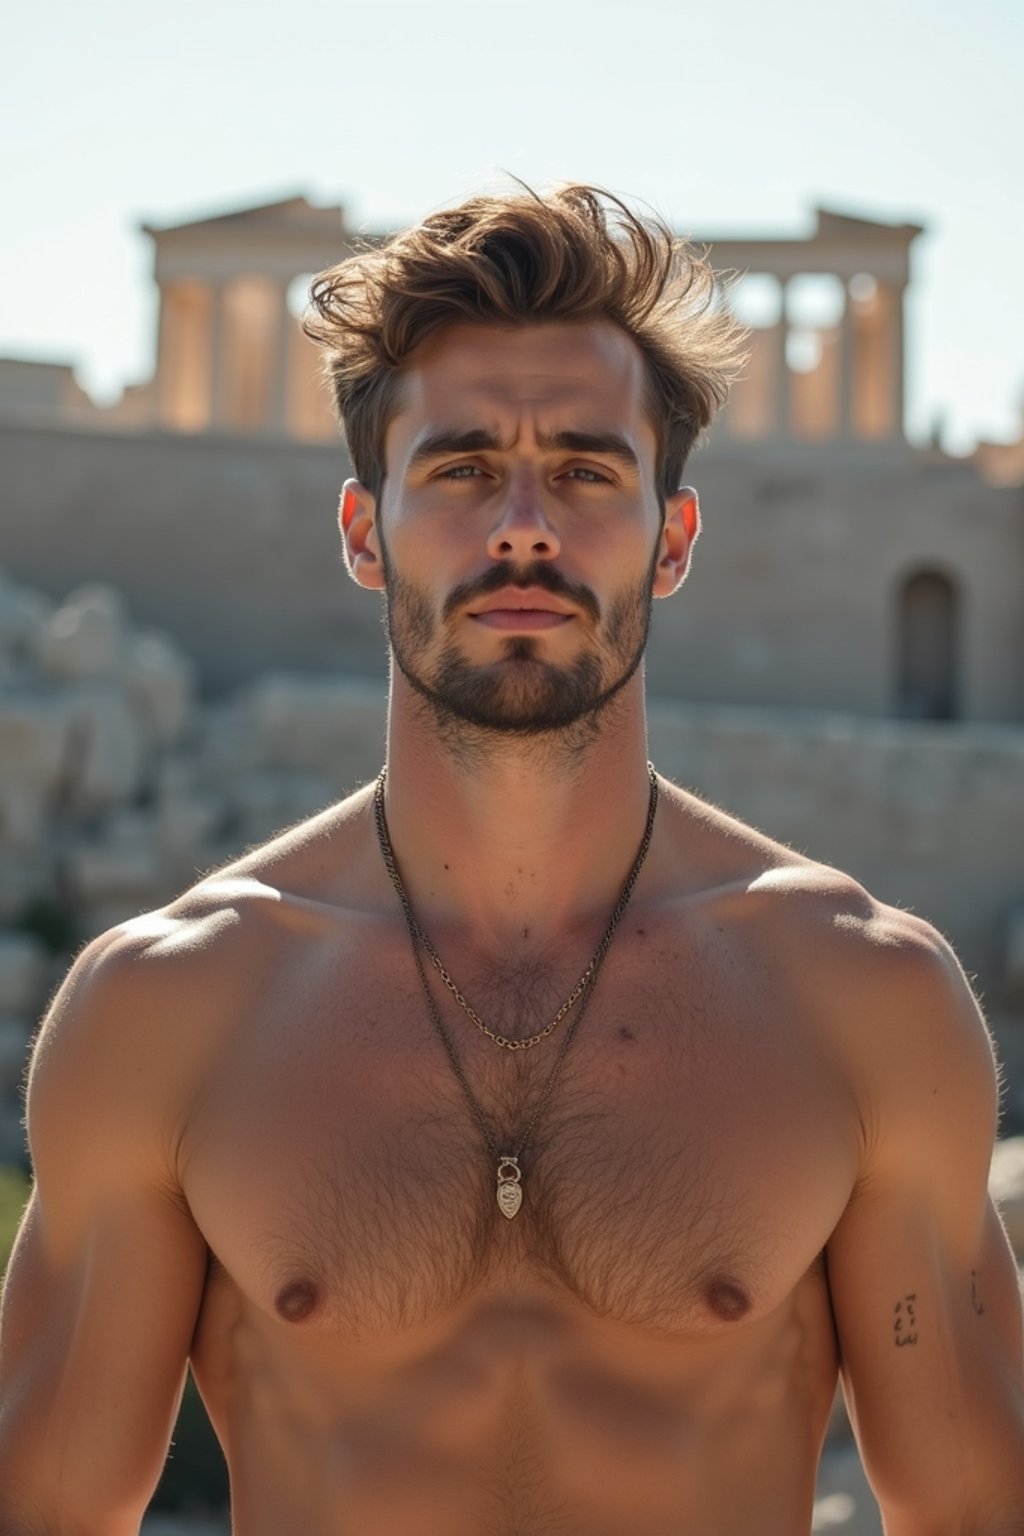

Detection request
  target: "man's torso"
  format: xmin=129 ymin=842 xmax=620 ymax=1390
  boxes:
xmin=144 ymin=780 xmax=879 ymax=1533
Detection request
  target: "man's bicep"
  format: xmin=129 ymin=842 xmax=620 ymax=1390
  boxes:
xmin=826 ymin=932 xmax=1024 ymax=1533
xmin=0 ymin=935 xmax=210 ymax=1530
xmin=828 ymin=1179 xmax=1023 ymax=1528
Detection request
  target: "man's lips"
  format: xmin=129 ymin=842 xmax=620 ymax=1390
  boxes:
xmin=471 ymin=609 xmax=573 ymax=630
xmin=466 ymin=587 xmax=576 ymax=632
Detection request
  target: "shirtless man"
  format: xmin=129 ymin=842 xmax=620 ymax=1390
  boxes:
xmin=1 ymin=182 xmax=1023 ymax=1536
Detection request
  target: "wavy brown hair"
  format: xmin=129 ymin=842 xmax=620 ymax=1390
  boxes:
xmin=302 ymin=181 xmax=750 ymax=501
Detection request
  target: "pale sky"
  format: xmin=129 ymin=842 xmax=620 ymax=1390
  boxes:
xmin=3 ymin=0 xmax=1022 ymax=455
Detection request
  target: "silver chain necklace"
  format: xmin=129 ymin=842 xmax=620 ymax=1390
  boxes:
xmin=373 ymin=763 xmax=659 ymax=1219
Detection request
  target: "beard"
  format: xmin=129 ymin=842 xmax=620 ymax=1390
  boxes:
xmin=378 ymin=531 xmax=658 ymax=737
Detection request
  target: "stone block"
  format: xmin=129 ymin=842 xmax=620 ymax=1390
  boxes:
xmin=0 ymin=780 xmax=49 ymax=851
xmin=36 ymin=583 xmax=128 ymax=683
xmin=77 ymin=899 xmax=153 ymax=940
xmin=66 ymin=840 xmax=161 ymax=906
xmin=0 ymin=854 xmax=55 ymax=924
xmin=230 ymin=770 xmax=335 ymax=847
xmin=0 ymin=692 xmax=71 ymax=846
xmin=0 ymin=932 xmax=48 ymax=1016
xmin=127 ymin=630 xmax=195 ymax=748
xmin=65 ymin=810 xmax=163 ymax=907
xmin=0 ymin=1013 xmax=32 ymax=1094
xmin=990 ymin=1135 xmax=1024 ymax=1257
xmin=236 ymin=673 xmax=385 ymax=783
xmin=0 ymin=1093 xmax=28 ymax=1165
xmin=0 ymin=570 xmax=52 ymax=668
xmin=0 ymin=694 xmax=68 ymax=850
xmin=156 ymin=787 xmax=225 ymax=883
xmin=63 ymin=684 xmax=145 ymax=812
xmin=992 ymin=1015 xmax=1024 ymax=1136
xmin=192 ymin=700 xmax=248 ymax=786
xmin=1005 ymin=905 xmax=1024 ymax=1007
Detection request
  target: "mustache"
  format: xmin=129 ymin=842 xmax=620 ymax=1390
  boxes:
xmin=442 ymin=562 xmax=601 ymax=625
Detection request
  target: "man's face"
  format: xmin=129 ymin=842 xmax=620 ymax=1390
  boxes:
xmin=343 ymin=320 xmax=696 ymax=735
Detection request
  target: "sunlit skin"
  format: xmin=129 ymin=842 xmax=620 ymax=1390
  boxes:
xmin=1 ymin=320 xmax=1023 ymax=1536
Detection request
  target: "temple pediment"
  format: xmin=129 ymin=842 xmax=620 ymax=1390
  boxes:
xmin=141 ymin=194 xmax=346 ymax=241
xmin=814 ymin=207 xmax=924 ymax=243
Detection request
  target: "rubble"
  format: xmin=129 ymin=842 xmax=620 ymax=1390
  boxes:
xmin=991 ymin=1135 xmax=1024 ymax=1253
xmin=0 ymin=566 xmax=389 ymax=1163
xmin=1006 ymin=904 xmax=1024 ymax=1007
xmin=0 ymin=932 xmax=48 ymax=1017
xmin=35 ymin=583 xmax=128 ymax=683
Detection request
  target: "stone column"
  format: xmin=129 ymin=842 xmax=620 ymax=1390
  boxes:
xmin=837 ymin=279 xmax=856 ymax=440
xmin=774 ymin=278 xmax=791 ymax=436
xmin=155 ymin=283 xmax=178 ymax=428
xmin=208 ymin=278 xmax=231 ymax=431
xmin=886 ymin=281 xmax=906 ymax=440
xmin=266 ymin=281 xmax=292 ymax=436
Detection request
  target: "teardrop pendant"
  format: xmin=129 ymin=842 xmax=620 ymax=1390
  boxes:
xmin=496 ymin=1156 xmax=523 ymax=1219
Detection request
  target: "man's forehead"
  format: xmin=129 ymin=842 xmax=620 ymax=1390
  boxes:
xmin=387 ymin=320 xmax=654 ymax=458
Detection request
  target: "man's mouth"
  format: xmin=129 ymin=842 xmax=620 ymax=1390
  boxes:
xmin=466 ymin=587 xmax=576 ymax=632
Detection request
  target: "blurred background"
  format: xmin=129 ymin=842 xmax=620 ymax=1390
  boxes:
xmin=1 ymin=0 xmax=1022 ymax=1529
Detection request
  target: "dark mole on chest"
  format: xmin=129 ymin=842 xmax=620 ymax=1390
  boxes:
xmin=704 ymin=1278 xmax=752 ymax=1322
xmin=275 ymin=1279 xmax=321 ymax=1323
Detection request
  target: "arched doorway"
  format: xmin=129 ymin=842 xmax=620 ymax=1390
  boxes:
xmin=895 ymin=569 xmax=959 ymax=720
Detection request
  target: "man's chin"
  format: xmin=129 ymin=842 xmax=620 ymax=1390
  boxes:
xmin=393 ymin=645 xmax=639 ymax=736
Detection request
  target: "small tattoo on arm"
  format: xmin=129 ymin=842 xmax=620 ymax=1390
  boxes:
xmin=893 ymin=1293 xmax=918 ymax=1347
xmin=971 ymin=1270 xmax=985 ymax=1316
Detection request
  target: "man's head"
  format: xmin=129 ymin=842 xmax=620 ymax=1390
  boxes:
xmin=303 ymin=180 xmax=748 ymax=506
xmin=302 ymin=182 xmax=749 ymax=741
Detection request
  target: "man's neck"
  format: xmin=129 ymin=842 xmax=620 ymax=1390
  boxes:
xmin=378 ymin=672 xmax=657 ymax=959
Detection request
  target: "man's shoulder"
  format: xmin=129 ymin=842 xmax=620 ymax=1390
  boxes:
xmin=720 ymin=856 xmax=997 ymax=1163
xmin=126 ymin=776 xmax=378 ymax=953
xmin=36 ymin=782 xmax=380 ymax=1063
xmin=736 ymin=852 xmax=964 ymax=1008
xmin=669 ymin=784 xmax=929 ymax=944
xmin=736 ymin=857 xmax=995 ymax=1128
xmin=178 ymin=774 xmax=378 ymax=915
xmin=671 ymin=784 xmax=881 ymax=931
xmin=672 ymin=788 xmax=965 ymax=1010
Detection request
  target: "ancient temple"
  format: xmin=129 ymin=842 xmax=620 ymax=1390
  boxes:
xmin=711 ymin=208 xmax=920 ymax=444
xmin=140 ymin=195 xmax=350 ymax=440
xmin=78 ymin=193 xmax=922 ymax=447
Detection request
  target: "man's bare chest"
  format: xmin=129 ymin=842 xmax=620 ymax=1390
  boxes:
xmin=182 ymin=919 xmax=859 ymax=1341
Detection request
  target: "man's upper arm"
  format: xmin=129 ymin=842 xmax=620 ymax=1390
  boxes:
xmin=826 ymin=916 xmax=1024 ymax=1535
xmin=0 ymin=929 xmax=210 ymax=1534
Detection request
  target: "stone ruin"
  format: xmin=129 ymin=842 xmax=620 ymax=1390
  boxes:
xmin=0 ymin=567 xmax=385 ymax=1160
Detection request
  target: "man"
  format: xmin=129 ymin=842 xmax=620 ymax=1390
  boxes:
xmin=1 ymin=182 xmax=1022 ymax=1535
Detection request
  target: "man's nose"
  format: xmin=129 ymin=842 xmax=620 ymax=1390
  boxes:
xmin=486 ymin=483 xmax=561 ymax=563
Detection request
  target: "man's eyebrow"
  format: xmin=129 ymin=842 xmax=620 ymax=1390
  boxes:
xmin=407 ymin=427 xmax=641 ymax=472
xmin=407 ymin=429 xmax=502 ymax=469
xmin=540 ymin=430 xmax=640 ymax=470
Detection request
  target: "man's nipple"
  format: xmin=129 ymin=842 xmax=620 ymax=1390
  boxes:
xmin=275 ymin=1278 xmax=322 ymax=1323
xmin=704 ymin=1277 xmax=752 ymax=1323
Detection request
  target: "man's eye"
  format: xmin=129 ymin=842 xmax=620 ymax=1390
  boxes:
xmin=565 ymin=467 xmax=609 ymax=484
xmin=440 ymin=464 xmax=483 ymax=480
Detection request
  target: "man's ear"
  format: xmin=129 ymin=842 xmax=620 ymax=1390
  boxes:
xmin=653 ymin=486 xmax=700 ymax=598
xmin=339 ymin=478 xmax=385 ymax=591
